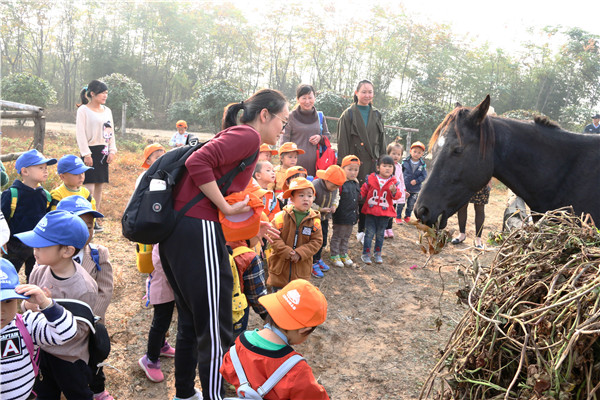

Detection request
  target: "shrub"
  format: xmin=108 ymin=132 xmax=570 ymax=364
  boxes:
xmin=194 ymin=81 xmax=244 ymax=133
xmin=1 ymin=72 xmax=57 ymax=108
xmin=166 ymin=101 xmax=201 ymax=129
xmin=99 ymin=73 xmax=152 ymax=128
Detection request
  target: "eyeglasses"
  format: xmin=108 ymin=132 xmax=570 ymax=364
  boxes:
xmin=270 ymin=112 xmax=288 ymax=131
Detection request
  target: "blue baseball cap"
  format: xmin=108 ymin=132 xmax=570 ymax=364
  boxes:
xmin=57 ymin=154 xmax=93 ymax=175
xmin=15 ymin=149 xmax=57 ymax=173
xmin=15 ymin=210 xmax=90 ymax=249
xmin=1 ymin=259 xmax=29 ymax=301
xmin=56 ymin=195 xmax=104 ymax=218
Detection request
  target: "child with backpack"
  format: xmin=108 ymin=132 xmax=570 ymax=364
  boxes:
xmin=397 ymin=141 xmax=427 ymax=222
xmin=220 ymin=279 xmax=330 ymax=400
xmin=15 ymin=210 xmax=99 ymax=399
xmin=1 ymin=149 xmax=56 ymax=281
xmin=273 ymin=142 xmax=304 ymax=193
xmin=50 ymin=154 xmax=96 ymax=212
xmin=0 ymin=259 xmax=78 ymax=400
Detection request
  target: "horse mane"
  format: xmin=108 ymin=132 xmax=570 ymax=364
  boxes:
xmin=428 ymin=108 xmax=460 ymax=151
xmin=534 ymin=115 xmax=561 ymax=129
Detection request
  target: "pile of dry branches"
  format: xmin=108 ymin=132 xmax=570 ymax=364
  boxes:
xmin=420 ymin=209 xmax=600 ymax=399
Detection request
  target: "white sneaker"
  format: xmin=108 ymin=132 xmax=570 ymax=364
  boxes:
xmin=173 ymin=389 xmax=203 ymax=400
xmin=356 ymin=232 xmax=365 ymax=244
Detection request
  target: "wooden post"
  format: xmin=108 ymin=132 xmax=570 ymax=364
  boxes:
xmin=122 ymin=103 xmax=127 ymax=136
xmin=33 ymin=114 xmax=45 ymax=152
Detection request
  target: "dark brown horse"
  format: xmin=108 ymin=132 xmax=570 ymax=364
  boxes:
xmin=415 ymin=96 xmax=600 ymax=227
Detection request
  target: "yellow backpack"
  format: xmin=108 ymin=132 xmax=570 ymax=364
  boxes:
xmin=230 ymin=246 xmax=254 ymax=324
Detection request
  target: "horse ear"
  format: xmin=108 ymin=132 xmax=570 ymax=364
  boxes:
xmin=454 ymin=102 xmax=462 ymax=108
xmin=467 ymin=95 xmax=490 ymax=125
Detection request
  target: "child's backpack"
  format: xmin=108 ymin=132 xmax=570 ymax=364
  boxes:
xmin=55 ymin=299 xmax=111 ymax=369
xmin=230 ymin=246 xmax=255 ymax=324
xmin=135 ymin=243 xmax=154 ymax=273
xmin=314 ymin=112 xmax=337 ymax=171
xmin=8 ymin=186 xmax=52 ymax=220
xmin=223 ymin=343 xmax=305 ymax=400
xmin=121 ymin=143 xmax=258 ymax=244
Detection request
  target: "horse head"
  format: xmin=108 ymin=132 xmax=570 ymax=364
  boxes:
xmin=415 ymin=96 xmax=495 ymax=228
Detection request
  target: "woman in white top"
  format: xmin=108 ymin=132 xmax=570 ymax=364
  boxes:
xmin=76 ymin=80 xmax=116 ymax=232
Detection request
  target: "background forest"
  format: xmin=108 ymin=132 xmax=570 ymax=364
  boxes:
xmin=1 ymin=0 xmax=599 ymax=143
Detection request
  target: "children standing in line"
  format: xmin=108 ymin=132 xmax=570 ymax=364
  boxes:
xmin=169 ymin=120 xmax=190 ymax=147
xmin=385 ymin=142 xmax=407 ymax=235
xmin=273 ymin=142 xmax=304 ymax=193
xmin=0 ymin=259 xmax=79 ymax=400
xmin=310 ymin=165 xmax=346 ymax=277
xmin=398 ymin=141 xmax=427 ymax=222
xmin=50 ymin=154 xmax=96 ymax=211
xmin=253 ymin=161 xmax=280 ymax=221
xmin=1 ymin=149 xmax=56 ymax=281
xmin=269 ymin=178 xmax=322 ymax=291
xmin=220 ymin=279 xmax=330 ymax=400
xmin=330 ymin=155 xmax=362 ymax=267
xmin=360 ymin=155 xmax=401 ymax=265
xmin=16 ymin=210 xmax=98 ymax=399
xmin=258 ymin=143 xmax=278 ymax=162
xmin=55 ymin=196 xmax=115 ymax=399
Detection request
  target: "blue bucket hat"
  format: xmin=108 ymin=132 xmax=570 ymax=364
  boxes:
xmin=0 ymin=259 xmax=29 ymax=301
xmin=15 ymin=149 xmax=57 ymax=173
xmin=57 ymin=154 xmax=93 ymax=175
xmin=15 ymin=210 xmax=90 ymax=249
xmin=56 ymin=195 xmax=104 ymax=218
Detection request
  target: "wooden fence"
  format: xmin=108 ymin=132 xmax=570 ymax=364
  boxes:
xmin=1 ymin=100 xmax=46 ymax=161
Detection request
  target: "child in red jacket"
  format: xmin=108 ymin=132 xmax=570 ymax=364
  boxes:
xmin=360 ymin=155 xmax=401 ymax=265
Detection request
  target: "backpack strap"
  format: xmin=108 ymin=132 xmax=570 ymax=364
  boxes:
xmin=9 ymin=187 xmax=18 ymax=219
xmin=257 ymin=354 xmax=305 ymax=397
xmin=228 ymin=344 xmax=262 ymax=399
xmin=15 ymin=314 xmax=39 ymax=377
xmin=89 ymin=244 xmax=101 ymax=271
xmin=317 ymin=111 xmax=323 ymax=135
xmin=54 ymin=299 xmax=97 ymax=333
xmin=231 ymin=246 xmax=253 ymax=258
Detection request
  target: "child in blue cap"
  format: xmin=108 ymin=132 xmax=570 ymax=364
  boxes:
xmin=15 ymin=210 xmax=99 ymax=400
xmin=1 ymin=149 xmax=56 ymax=281
xmin=0 ymin=258 xmax=78 ymax=400
xmin=50 ymin=154 xmax=96 ymax=213
xmin=56 ymin=195 xmax=115 ymax=399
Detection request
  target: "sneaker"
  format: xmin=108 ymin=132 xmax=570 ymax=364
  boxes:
xmin=138 ymin=355 xmax=164 ymax=382
xmin=361 ymin=254 xmax=372 ymax=265
xmin=340 ymin=254 xmax=354 ymax=266
xmin=331 ymin=255 xmax=344 ymax=268
xmin=311 ymin=263 xmax=324 ymax=278
xmin=384 ymin=230 xmax=389 ymax=238
xmin=385 ymin=229 xmax=394 ymax=238
xmin=403 ymin=216 xmax=411 ymax=223
xmin=317 ymin=259 xmax=330 ymax=272
xmin=374 ymin=253 xmax=383 ymax=264
xmin=159 ymin=341 xmax=175 ymax=357
xmin=395 ymin=218 xmax=404 ymax=224
xmin=356 ymin=231 xmax=365 ymax=244
xmin=94 ymin=221 xmax=104 ymax=233
xmin=93 ymin=391 xmax=114 ymax=400
xmin=173 ymin=389 xmax=203 ymax=400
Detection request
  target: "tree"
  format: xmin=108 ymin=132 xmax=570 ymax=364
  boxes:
xmin=194 ymin=80 xmax=243 ymax=133
xmin=1 ymin=72 xmax=57 ymax=108
xmin=100 ymin=73 xmax=152 ymax=128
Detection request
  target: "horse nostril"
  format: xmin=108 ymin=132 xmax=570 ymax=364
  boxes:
xmin=417 ymin=206 xmax=429 ymax=220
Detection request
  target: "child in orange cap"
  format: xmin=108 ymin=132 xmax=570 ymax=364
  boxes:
xmin=310 ymin=165 xmax=345 ymax=276
xmin=273 ymin=142 xmax=304 ymax=193
xmin=141 ymin=143 xmax=166 ymax=170
xmin=169 ymin=120 xmax=189 ymax=147
xmin=220 ymin=279 xmax=330 ymax=400
xmin=331 ymin=155 xmax=361 ymax=267
xmin=268 ymin=178 xmax=322 ymax=291
xmin=279 ymin=165 xmax=308 ymax=207
xmin=258 ymin=143 xmax=278 ymax=162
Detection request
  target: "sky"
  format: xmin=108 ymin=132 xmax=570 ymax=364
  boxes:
xmin=228 ymin=0 xmax=599 ymax=52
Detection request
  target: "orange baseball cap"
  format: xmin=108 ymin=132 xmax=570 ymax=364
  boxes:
xmin=282 ymin=177 xmax=315 ymax=199
xmin=341 ymin=155 xmax=361 ymax=168
xmin=141 ymin=143 xmax=166 ymax=169
xmin=410 ymin=141 xmax=426 ymax=151
xmin=176 ymin=120 xmax=187 ymax=128
xmin=316 ymin=164 xmax=346 ymax=186
xmin=282 ymin=166 xmax=308 ymax=192
xmin=278 ymin=142 xmax=305 ymax=156
xmin=246 ymin=178 xmax=268 ymax=198
xmin=219 ymin=191 xmax=265 ymax=241
xmin=260 ymin=143 xmax=278 ymax=155
xmin=258 ymin=279 xmax=328 ymax=330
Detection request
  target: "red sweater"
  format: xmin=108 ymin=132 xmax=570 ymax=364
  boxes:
xmin=220 ymin=333 xmax=330 ymax=400
xmin=173 ymin=125 xmax=261 ymax=221
xmin=360 ymin=173 xmax=401 ymax=217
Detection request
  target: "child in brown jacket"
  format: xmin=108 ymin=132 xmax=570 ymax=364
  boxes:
xmin=268 ymin=178 xmax=322 ymax=291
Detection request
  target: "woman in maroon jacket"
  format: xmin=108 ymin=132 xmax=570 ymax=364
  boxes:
xmin=159 ymin=89 xmax=288 ymax=400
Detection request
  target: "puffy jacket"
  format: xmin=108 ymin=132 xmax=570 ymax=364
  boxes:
xmin=332 ymin=179 xmax=361 ymax=225
xmin=268 ymin=205 xmax=322 ymax=288
xmin=402 ymin=156 xmax=427 ymax=192
xmin=360 ymin=173 xmax=401 ymax=217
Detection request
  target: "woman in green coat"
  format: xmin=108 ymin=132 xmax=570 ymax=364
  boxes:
xmin=336 ymin=79 xmax=386 ymax=240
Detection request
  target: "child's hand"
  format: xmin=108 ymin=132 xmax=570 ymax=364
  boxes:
xmin=390 ymin=184 xmax=396 ymax=193
xmin=406 ymin=192 xmax=411 ymax=197
xmin=331 ymin=205 xmax=337 ymax=213
xmin=320 ymin=207 xmax=331 ymax=213
xmin=290 ymin=253 xmax=300 ymax=262
xmin=410 ymin=179 xmax=417 ymax=186
xmin=16 ymin=284 xmax=52 ymax=310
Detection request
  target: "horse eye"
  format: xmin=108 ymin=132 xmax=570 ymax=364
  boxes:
xmin=453 ymin=147 xmax=463 ymax=154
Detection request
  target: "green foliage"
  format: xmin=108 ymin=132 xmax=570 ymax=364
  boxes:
xmin=166 ymin=101 xmax=201 ymax=128
xmin=384 ymin=102 xmax=448 ymax=146
xmin=314 ymin=90 xmax=350 ymax=137
xmin=1 ymin=72 xmax=57 ymax=108
xmin=193 ymin=81 xmax=243 ymax=133
xmin=99 ymin=73 xmax=152 ymax=128
xmin=501 ymin=109 xmax=547 ymax=121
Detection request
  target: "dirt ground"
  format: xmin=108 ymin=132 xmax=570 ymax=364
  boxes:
xmin=1 ymin=124 xmax=507 ymax=400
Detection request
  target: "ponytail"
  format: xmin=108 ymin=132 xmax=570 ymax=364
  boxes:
xmin=76 ymin=79 xmax=108 ymax=108
xmin=222 ymin=89 xmax=287 ymax=130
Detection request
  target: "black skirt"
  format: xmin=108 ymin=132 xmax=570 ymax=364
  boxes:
xmin=83 ymin=145 xmax=110 ymax=184
xmin=469 ymin=186 xmax=490 ymax=205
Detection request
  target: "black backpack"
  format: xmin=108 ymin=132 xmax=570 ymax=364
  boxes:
xmin=54 ymin=299 xmax=111 ymax=369
xmin=121 ymin=142 xmax=258 ymax=244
